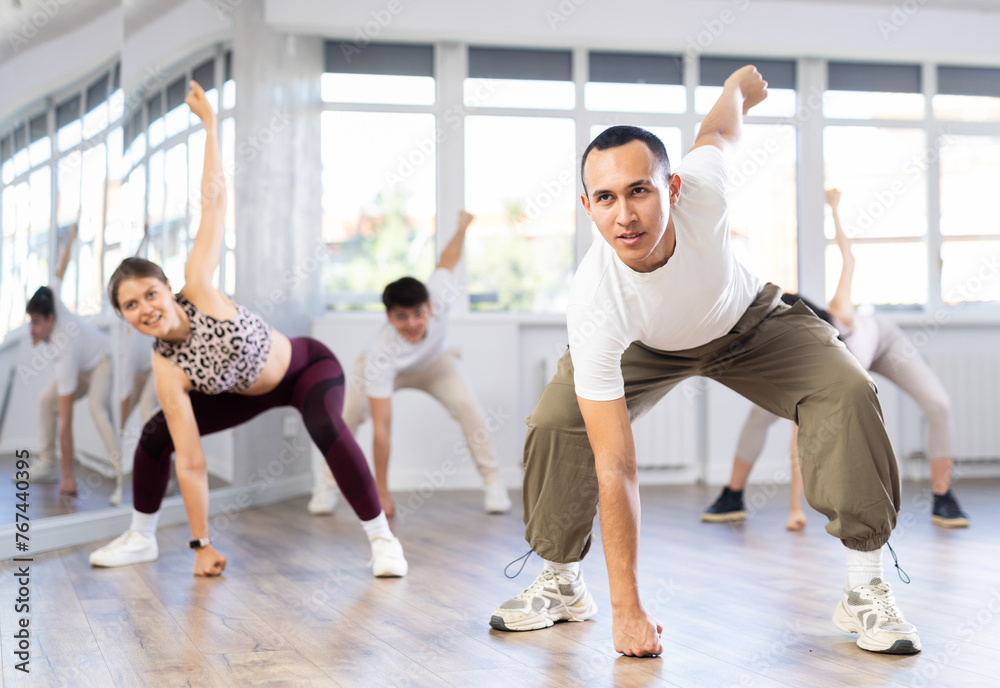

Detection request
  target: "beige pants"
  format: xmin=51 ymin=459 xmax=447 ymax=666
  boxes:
xmin=522 ymin=285 xmax=900 ymax=563
xmin=40 ymin=356 xmax=121 ymax=475
xmin=312 ymin=349 xmax=500 ymax=489
xmin=123 ymin=367 xmax=159 ymax=427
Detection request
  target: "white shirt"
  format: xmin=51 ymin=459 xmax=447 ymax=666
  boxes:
xmin=567 ymin=145 xmax=761 ymax=401
xmin=49 ymin=278 xmax=112 ymax=396
xmin=120 ymin=325 xmax=154 ymax=401
xmin=363 ymin=268 xmax=458 ymax=398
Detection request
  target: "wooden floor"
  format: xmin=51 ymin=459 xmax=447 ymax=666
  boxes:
xmin=0 ymin=453 xmax=226 ymax=518
xmin=2 ymin=478 xmax=999 ymax=687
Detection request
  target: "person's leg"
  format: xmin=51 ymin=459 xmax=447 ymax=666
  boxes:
xmin=90 ymin=391 xmax=273 ymax=568
xmin=786 ymin=424 xmax=806 ymax=531
xmin=491 ymin=342 xmax=692 ymax=632
xmin=137 ymin=368 xmax=159 ymax=426
xmin=867 ymin=320 xmax=966 ymax=527
xmin=308 ymin=354 xmax=369 ymax=515
xmin=36 ymin=380 xmax=60 ymax=482
xmin=706 ymin=294 xmax=918 ymax=654
xmin=57 ymin=375 xmax=91 ymax=494
xmin=703 ymin=404 xmax=782 ymax=522
xmin=410 ymin=350 xmax=511 ymax=513
xmin=290 ymin=338 xmax=405 ymax=576
xmin=86 ymin=356 xmax=124 ymax=505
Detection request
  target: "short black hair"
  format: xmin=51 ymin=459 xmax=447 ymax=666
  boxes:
xmin=26 ymin=286 xmax=55 ymax=318
xmin=383 ymin=277 xmax=429 ymax=310
xmin=581 ymin=125 xmax=672 ymax=196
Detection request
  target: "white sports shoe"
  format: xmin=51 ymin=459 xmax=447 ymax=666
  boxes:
xmin=369 ymin=536 xmax=408 ymax=577
xmin=490 ymin=566 xmax=598 ymax=631
xmin=307 ymin=486 xmax=339 ymax=515
xmin=833 ymin=577 xmax=921 ymax=654
xmin=484 ymin=482 xmax=512 ymax=514
xmin=89 ymin=531 xmax=159 ymax=568
xmin=29 ymin=462 xmax=59 ymax=484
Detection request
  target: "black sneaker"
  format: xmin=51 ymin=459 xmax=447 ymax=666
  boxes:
xmin=932 ymin=490 xmax=969 ymax=528
xmin=701 ymin=486 xmax=746 ymax=523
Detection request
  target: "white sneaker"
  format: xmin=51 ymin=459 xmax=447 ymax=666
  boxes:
xmin=29 ymin=463 xmax=59 ymax=484
xmin=833 ymin=577 xmax=921 ymax=654
xmin=490 ymin=566 xmax=598 ymax=631
xmin=89 ymin=531 xmax=159 ymax=568
xmin=484 ymin=482 xmax=512 ymax=514
xmin=369 ymin=536 xmax=408 ymax=578
xmin=308 ymin=486 xmax=338 ymax=515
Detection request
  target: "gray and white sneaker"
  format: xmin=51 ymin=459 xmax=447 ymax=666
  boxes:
xmin=483 ymin=482 xmax=512 ymax=514
xmin=490 ymin=566 xmax=598 ymax=631
xmin=833 ymin=577 xmax=921 ymax=654
xmin=308 ymin=486 xmax=338 ymax=515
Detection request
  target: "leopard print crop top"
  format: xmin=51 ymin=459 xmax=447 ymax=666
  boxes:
xmin=153 ymin=294 xmax=273 ymax=394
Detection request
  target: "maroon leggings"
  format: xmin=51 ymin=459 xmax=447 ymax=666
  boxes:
xmin=132 ymin=337 xmax=381 ymax=520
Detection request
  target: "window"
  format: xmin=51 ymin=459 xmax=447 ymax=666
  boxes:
xmin=586 ymin=52 xmax=685 ymax=114
xmin=321 ymin=42 xmax=437 ymax=309
xmin=466 ymin=47 xmax=574 ymax=110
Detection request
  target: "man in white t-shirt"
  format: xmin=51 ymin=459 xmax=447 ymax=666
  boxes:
xmin=308 ymin=211 xmax=512 ymax=517
xmin=489 ymin=66 xmax=920 ymax=658
xmin=27 ymin=224 xmax=122 ymax=504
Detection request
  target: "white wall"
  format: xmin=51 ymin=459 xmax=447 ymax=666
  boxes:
xmin=265 ymin=0 xmax=1000 ymax=65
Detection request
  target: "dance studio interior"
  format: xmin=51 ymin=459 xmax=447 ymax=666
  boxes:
xmin=0 ymin=0 xmax=998 ymax=685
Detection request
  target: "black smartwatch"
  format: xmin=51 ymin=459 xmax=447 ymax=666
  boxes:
xmin=189 ymin=537 xmax=211 ymax=549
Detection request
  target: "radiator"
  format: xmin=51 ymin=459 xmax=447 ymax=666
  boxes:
xmin=926 ymin=354 xmax=1000 ymax=461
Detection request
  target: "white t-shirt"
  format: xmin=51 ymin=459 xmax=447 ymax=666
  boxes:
xmin=120 ymin=325 xmax=155 ymax=401
xmin=48 ymin=278 xmax=113 ymax=396
xmin=567 ymin=145 xmax=761 ymax=401
xmin=362 ymin=268 xmax=458 ymax=398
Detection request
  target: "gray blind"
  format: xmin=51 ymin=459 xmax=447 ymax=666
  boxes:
xmin=29 ymin=114 xmax=47 ymax=142
xmin=938 ymin=66 xmax=1000 ymax=98
xmin=56 ymin=95 xmax=80 ymax=129
xmin=0 ymin=135 xmax=10 ymax=164
xmin=112 ymin=62 xmax=120 ymax=91
xmin=86 ymin=72 xmax=109 ymax=112
xmin=468 ymin=47 xmax=571 ymax=81
xmin=193 ymin=59 xmax=215 ymax=91
xmin=828 ymin=61 xmax=921 ymax=93
xmin=700 ymin=57 xmax=796 ymax=89
xmin=589 ymin=51 xmax=682 ymax=85
xmin=124 ymin=108 xmax=142 ymax=150
xmin=14 ymin=124 xmax=26 ymax=152
xmin=166 ymin=77 xmax=187 ymax=112
xmin=147 ymin=92 xmax=163 ymax=123
xmin=324 ymin=41 xmax=433 ymax=77
xmin=225 ymin=50 xmax=232 ymax=82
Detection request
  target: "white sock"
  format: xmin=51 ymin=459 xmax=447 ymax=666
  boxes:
xmin=544 ymin=559 xmax=580 ymax=578
xmin=129 ymin=510 xmax=160 ymax=539
xmin=361 ymin=512 xmax=394 ymax=542
xmin=845 ymin=545 xmax=884 ymax=588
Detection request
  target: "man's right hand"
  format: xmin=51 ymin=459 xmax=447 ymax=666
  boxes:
xmin=612 ymin=606 xmax=664 ymax=657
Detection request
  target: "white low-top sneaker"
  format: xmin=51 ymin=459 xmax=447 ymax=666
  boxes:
xmin=490 ymin=566 xmax=598 ymax=631
xmin=833 ymin=577 xmax=921 ymax=654
xmin=484 ymin=482 xmax=512 ymax=514
xmin=369 ymin=536 xmax=408 ymax=577
xmin=89 ymin=531 xmax=159 ymax=568
xmin=308 ymin=486 xmax=338 ymax=515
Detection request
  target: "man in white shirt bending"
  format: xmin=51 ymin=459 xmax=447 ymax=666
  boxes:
xmin=489 ymin=66 xmax=920 ymax=658
xmin=309 ymin=211 xmax=511 ymax=517
xmin=26 ymin=224 xmax=122 ymax=504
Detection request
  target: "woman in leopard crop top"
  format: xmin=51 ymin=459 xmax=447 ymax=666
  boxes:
xmin=90 ymin=81 xmax=407 ymax=579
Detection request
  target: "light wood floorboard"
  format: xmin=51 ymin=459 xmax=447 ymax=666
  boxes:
xmin=2 ymin=477 xmax=999 ymax=687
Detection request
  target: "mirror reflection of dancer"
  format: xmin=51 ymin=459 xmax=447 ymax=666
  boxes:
xmin=26 ymin=223 xmax=123 ymax=504
xmin=704 ymin=189 xmax=968 ymax=530
xmin=308 ymin=211 xmax=511 ymax=518
xmin=119 ymin=225 xmax=158 ymax=433
xmin=490 ymin=67 xmax=920 ymax=657
xmin=89 ymin=81 xmax=407 ymax=578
